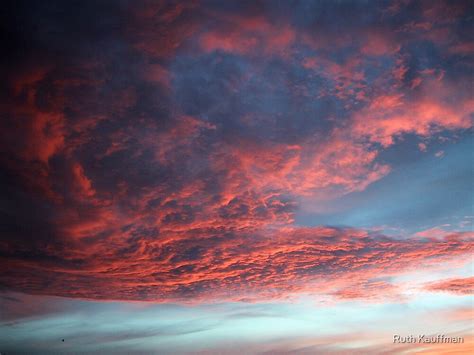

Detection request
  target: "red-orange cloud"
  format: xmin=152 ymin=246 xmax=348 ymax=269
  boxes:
xmin=1 ymin=0 xmax=473 ymax=306
xmin=1 ymin=223 xmax=472 ymax=302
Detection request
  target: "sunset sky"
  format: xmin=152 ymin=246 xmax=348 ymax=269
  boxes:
xmin=0 ymin=0 xmax=473 ymax=353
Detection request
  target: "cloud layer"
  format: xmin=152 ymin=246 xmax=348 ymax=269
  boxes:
xmin=0 ymin=0 xmax=473 ymax=304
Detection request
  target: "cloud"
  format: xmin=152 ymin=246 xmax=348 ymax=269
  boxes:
xmin=1 ymin=223 xmax=472 ymax=302
xmin=352 ymin=93 xmax=472 ymax=148
xmin=425 ymin=277 xmax=474 ymax=295
xmin=198 ymin=14 xmax=295 ymax=56
xmin=0 ymin=0 xmax=472 ymax=305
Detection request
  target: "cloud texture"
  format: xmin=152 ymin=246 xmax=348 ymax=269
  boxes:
xmin=0 ymin=0 xmax=473 ymax=305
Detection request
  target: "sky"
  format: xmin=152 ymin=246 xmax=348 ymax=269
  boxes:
xmin=0 ymin=0 xmax=473 ymax=353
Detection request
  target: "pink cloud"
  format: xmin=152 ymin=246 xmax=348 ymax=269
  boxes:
xmin=1 ymin=0 xmax=473 ymax=309
xmin=361 ymin=33 xmax=401 ymax=56
xmin=352 ymin=94 xmax=473 ymax=147
xmin=425 ymin=277 xmax=474 ymax=295
xmin=1 ymin=223 xmax=472 ymax=302
xmin=198 ymin=15 xmax=295 ymax=56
